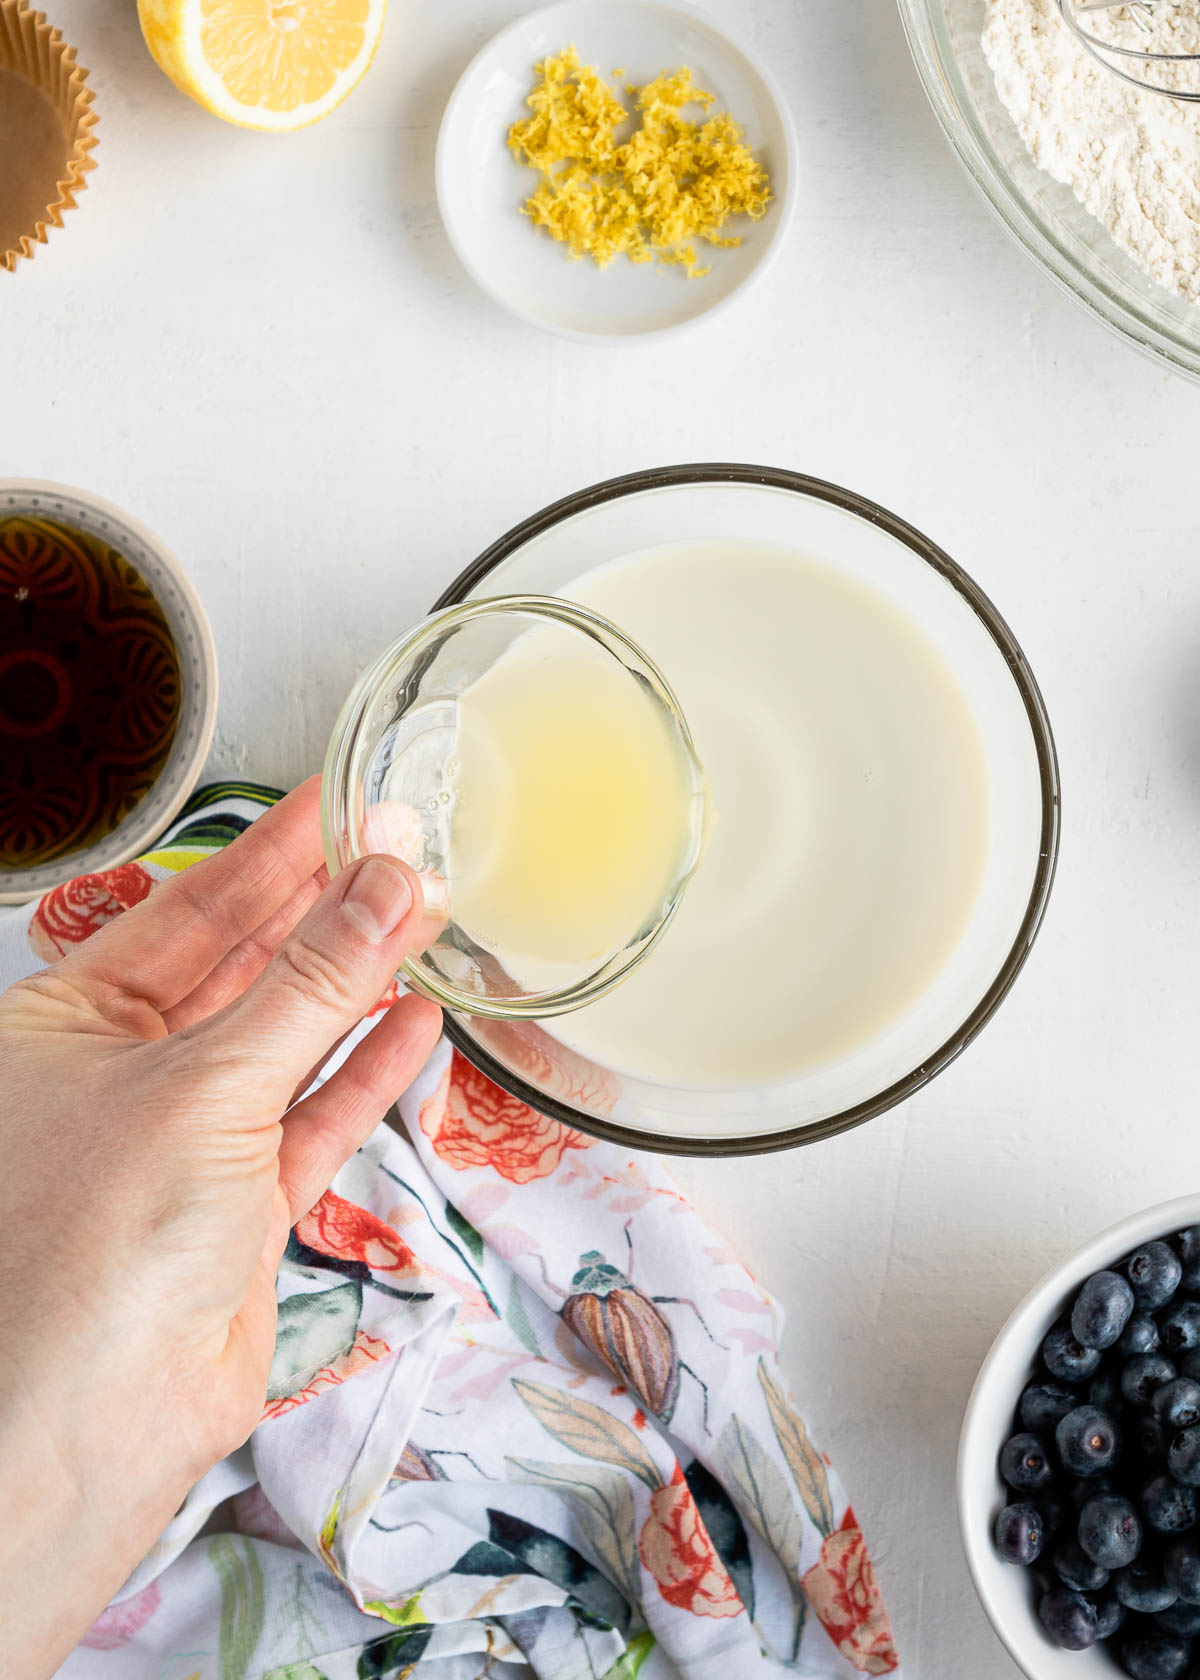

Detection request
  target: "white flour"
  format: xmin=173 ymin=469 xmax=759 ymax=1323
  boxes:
xmin=983 ymin=0 xmax=1200 ymax=302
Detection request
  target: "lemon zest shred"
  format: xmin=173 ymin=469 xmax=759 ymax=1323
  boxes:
xmin=507 ymin=46 xmax=772 ymax=278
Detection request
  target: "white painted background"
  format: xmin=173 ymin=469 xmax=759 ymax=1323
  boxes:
xmin=7 ymin=1 xmax=1200 ymax=1673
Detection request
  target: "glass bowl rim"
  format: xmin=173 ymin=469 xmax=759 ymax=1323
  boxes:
xmin=895 ymin=0 xmax=1200 ymax=384
xmin=435 ymin=462 xmax=1062 ymax=1157
xmin=322 ymin=591 xmax=707 ymax=1019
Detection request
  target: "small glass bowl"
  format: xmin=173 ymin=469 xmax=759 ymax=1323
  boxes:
xmin=322 ymin=595 xmax=708 ymax=1019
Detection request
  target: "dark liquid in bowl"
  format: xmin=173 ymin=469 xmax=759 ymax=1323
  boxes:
xmin=0 ymin=514 xmax=181 ymax=867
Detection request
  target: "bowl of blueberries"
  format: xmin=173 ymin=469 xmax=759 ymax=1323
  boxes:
xmin=960 ymin=1195 xmax=1200 ymax=1680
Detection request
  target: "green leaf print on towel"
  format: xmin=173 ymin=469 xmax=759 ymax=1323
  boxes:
xmin=262 ymin=1664 xmax=330 ymax=1680
xmin=209 ymin=1535 xmax=265 ymax=1680
xmin=477 ymin=1509 xmax=631 ymax=1634
xmin=362 ymin=1594 xmax=425 ymax=1627
xmin=178 ymin=781 xmax=283 ymax=818
xmin=511 ymin=1378 xmax=661 ymax=1490
xmin=506 ymin=1455 xmax=642 ymax=1607
xmin=716 ymin=1414 xmax=807 ymax=1658
xmin=267 ymin=1282 xmax=362 ymax=1400
xmin=356 ymin=1625 xmax=433 ymax=1679
xmin=601 ymin=1630 xmax=656 ymax=1679
xmin=505 ymin=1275 xmax=543 ymax=1355
xmin=444 ymin=1199 xmax=484 ymax=1264
xmin=758 ymin=1358 xmax=835 ymax=1539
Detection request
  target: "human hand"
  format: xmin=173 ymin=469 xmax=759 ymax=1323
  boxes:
xmin=0 ymin=778 xmax=442 ymax=1676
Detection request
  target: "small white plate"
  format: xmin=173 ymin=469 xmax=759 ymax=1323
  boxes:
xmin=436 ymin=0 xmax=797 ymax=342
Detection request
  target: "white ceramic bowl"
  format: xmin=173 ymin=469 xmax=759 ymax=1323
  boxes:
xmin=435 ymin=0 xmax=797 ymax=342
xmin=959 ymin=1193 xmax=1200 ymax=1678
xmin=0 ymin=480 xmax=218 ymax=903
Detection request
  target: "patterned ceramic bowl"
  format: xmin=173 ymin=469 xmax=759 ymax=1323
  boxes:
xmin=0 ymin=480 xmax=218 ymax=904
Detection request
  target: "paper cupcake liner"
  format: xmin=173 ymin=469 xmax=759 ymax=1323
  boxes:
xmin=0 ymin=0 xmax=97 ymax=272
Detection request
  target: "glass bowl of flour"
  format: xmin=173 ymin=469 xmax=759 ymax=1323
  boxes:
xmin=899 ymin=0 xmax=1200 ymax=381
xmin=435 ymin=466 xmax=1060 ymax=1156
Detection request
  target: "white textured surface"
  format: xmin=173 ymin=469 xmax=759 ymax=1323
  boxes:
xmin=6 ymin=3 xmax=1200 ymax=1675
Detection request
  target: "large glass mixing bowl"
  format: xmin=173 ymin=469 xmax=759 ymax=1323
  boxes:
xmin=898 ymin=0 xmax=1200 ymax=381
xmin=434 ymin=465 xmax=1060 ymax=1157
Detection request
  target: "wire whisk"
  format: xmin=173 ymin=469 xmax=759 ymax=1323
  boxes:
xmin=1058 ymin=0 xmax=1200 ymax=100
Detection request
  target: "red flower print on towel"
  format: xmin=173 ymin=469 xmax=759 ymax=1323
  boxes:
xmin=230 ymin=1482 xmax=302 ymax=1547
xmin=261 ymin=1330 xmax=391 ymax=1421
xmin=802 ymin=1507 xmax=899 ymax=1674
xmin=295 ymin=1189 xmax=418 ymax=1275
xmin=492 ymin=1019 xmax=620 ymax=1116
xmin=29 ymin=861 xmax=154 ymax=960
xmin=638 ymin=1465 xmax=744 ymax=1619
xmin=366 ymin=977 xmax=401 ymax=1018
xmin=419 ymin=1051 xmax=594 ymax=1184
xmin=80 ymin=1581 xmax=162 ymax=1650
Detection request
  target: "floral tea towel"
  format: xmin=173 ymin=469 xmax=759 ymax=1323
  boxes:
xmin=0 ymin=784 xmax=901 ymax=1680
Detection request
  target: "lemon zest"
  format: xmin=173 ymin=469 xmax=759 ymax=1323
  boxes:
xmin=507 ymin=46 xmax=772 ymax=278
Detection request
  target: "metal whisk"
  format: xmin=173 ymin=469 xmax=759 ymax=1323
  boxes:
xmin=1058 ymin=0 xmax=1200 ymax=100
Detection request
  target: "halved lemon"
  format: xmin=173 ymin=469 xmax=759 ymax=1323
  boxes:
xmin=137 ymin=0 xmax=386 ymax=132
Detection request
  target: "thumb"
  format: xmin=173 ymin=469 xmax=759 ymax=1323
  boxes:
xmin=210 ymin=854 xmax=428 ymax=1084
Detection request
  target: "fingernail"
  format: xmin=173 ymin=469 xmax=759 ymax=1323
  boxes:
xmin=342 ymin=857 xmax=414 ymax=943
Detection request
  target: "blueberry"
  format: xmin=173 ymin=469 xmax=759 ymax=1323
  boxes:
xmin=1122 ymin=1315 xmax=1165 ymax=1359
xmin=1143 ymin=1474 xmax=1199 ymax=1535
xmin=1045 ymin=1322 xmax=1104 ymax=1383
xmin=1176 ymin=1226 xmax=1200 ymax=1291
xmin=1157 ymin=1599 xmax=1200 ymax=1635
xmin=1039 ymin=1488 xmax=1074 ymax=1533
xmin=1055 ymin=1536 xmax=1111 ymax=1592
xmin=1130 ymin=1242 xmax=1184 ymax=1311
xmin=1093 ymin=1367 xmax=1128 ymax=1414
xmin=1074 ymin=1271 xmax=1136 ymax=1350
xmin=1126 ymin=1356 xmax=1180 ymax=1408
xmin=1080 ymin=1494 xmax=1143 ymax=1569
xmin=1021 ymin=1381 xmax=1082 ymax=1437
xmin=1115 ymin=1555 xmax=1179 ymax=1613
xmin=1089 ymin=1585 xmax=1129 ymax=1639
xmin=1171 ymin=1429 xmax=1200 ymax=1488
xmin=1165 ymin=1540 xmax=1200 ymax=1605
xmin=994 ymin=1501 xmax=1045 ymax=1565
xmin=1071 ymin=1473 xmax=1117 ymax=1512
xmin=1094 ymin=1590 xmax=1127 ymax=1640
xmin=1138 ymin=1416 xmax=1172 ymax=1465
xmin=1038 ymin=1586 xmax=1099 ymax=1650
xmin=1181 ymin=1352 xmax=1200 ymax=1384
xmin=1058 ymin=1406 xmax=1123 ymax=1478
xmin=1116 ymin=1559 xmax=1178 ymax=1612
xmin=1000 ymin=1431 xmax=1056 ymax=1493
xmin=1119 ymin=1629 xmax=1190 ymax=1680
xmin=1161 ymin=1304 xmax=1200 ymax=1356
xmin=1154 ymin=1380 xmax=1200 ymax=1432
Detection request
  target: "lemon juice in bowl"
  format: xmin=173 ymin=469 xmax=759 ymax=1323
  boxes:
xmin=322 ymin=596 xmax=708 ymax=1019
xmin=449 ymin=625 xmax=705 ymax=994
